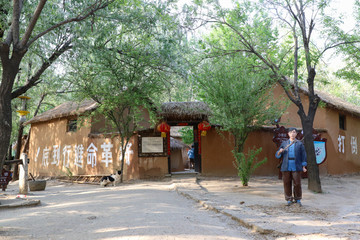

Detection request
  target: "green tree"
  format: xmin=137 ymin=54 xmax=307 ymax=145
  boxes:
xmin=0 ymin=0 xmax=111 ymax=172
xmin=179 ymin=127 xmax=194 ymax=145
xmin=72 ymin=47 xmax=164 ymax=183
xmin=70 ymin=0 xmax=186 ymax=182
xmin=196 ymin=55 xmax=286 ymax=186
xmin=327 ymin=1 xmax=360 ymax=90
xmin=194 ymin=0 xmax=359 ymax=192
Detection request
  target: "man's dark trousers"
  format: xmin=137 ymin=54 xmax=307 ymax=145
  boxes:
xmin=282 ymin=171 xmax=302 ymax=201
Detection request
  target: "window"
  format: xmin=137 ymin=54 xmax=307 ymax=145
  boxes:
xmin=67 ymin=119 xmax=77 ymax=132
xmin=339 ymin=114 xmax=346 ymax=130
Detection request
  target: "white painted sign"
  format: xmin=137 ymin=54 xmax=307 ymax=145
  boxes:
xmin=351 ymin=136 xmax=358 ymax=155
xmin=101 ymin=142 xmax=113 ymax=167
xmin=35 ymin=140 xmax=136 ymax=169
xmin=119 ymin=143 xmax=134 ymax=166
xmin=87 ymin=143 xmax=98 ymax=167
xmin=338 ymin=135 xmax=345 ymax=154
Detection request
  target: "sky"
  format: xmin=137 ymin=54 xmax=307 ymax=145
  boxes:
xmin=322 ymin=0 xmax=357 ymax=71
xmin=179 ymin=0 xmax=358 ymax=72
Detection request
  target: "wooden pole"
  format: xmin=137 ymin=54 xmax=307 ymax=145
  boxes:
xmin=19 ymin=153 xmax=28 ymax=194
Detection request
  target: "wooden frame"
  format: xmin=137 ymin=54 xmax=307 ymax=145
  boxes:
xmin=138 ymin=131 xmax=167 ymax=157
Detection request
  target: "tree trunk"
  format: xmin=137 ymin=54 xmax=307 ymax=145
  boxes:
xmin=299 ymin=109 xmax=322 ymax=193
xmin=13 ymin=123 xmax=24 ymax=181
xmin=120 ymin=150 xmax=125 ymax=183
xmin=7 ymin=142 xmax=13 ymax=160
xmin=0 ymin=51 xmax=23 ymax=174
xmin=119 ymin=138 xmax=129 ymax=183
xmin=0 ymin=95 xmax=13 ymax=173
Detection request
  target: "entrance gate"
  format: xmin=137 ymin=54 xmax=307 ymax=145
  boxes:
xmin=159 ymin=101 xmax=211 ymax=175
xmin=167 ymin=123 xmax=201 ymax=174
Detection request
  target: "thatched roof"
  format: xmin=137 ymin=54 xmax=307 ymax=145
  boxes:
xmin=290 ymin=83 xmax=360 ymax=117
xmin=160 ymin=101 xmax=211 ymax=122
xmin=170 ymin=137 xmax=190 ymax=150
xmin=25 ymin=99 xmax=98 ymax=125
xmin=26 ymin=90 xmax=360 ymax=126
xmin=315 ymin=90 xmax=360 ymax=117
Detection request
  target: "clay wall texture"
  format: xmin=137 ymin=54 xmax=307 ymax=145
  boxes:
xmin=201 ymin=84 xmax=360 ymax=176
xmin=28 ymin=84 xmax=360 ymax=179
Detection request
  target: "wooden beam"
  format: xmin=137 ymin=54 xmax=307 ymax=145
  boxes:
xmin=4 ymin=159 xmax=23 ymax=165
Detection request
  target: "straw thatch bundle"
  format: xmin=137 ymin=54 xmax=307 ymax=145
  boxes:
xmin=25 ymin=99 xmax=98 ymax=125
xmin=314 ymin=90 xmax=360 ymax=117
xmin=160 ymin=101 xmax=211 ymax=121
xmin=170 ymin=137 xmax=190 ymax=150
xmin=26 ymin=89 xmax=360 ymax=127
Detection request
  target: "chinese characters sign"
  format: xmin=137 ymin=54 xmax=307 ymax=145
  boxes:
xmin=338 ymin=135 xmax=358 ymax=155
xmin=34 ymin=141 xmax=133 ymax=168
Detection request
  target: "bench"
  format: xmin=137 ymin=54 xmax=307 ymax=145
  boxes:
xmin=0 ymin=169 xmax=13 ymax=191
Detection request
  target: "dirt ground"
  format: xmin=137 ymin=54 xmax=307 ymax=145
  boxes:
xmin=1 ymin=179 xmax=258 ymax=240
xmin=175 ymin=174 xmax=360 ymax=239
xmin=0 ymin=174 xmax=359 ymax=239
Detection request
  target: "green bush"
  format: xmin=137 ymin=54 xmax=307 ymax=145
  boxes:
xmin=233 ymin=147 xmax=267 ymax=186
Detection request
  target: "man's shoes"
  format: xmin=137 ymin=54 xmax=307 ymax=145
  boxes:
xmin=286 ymin=200 xmax=302 ymax=206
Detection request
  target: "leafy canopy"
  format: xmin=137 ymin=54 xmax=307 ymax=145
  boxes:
xmin=196 ymin=54 xmax=287 ymax=151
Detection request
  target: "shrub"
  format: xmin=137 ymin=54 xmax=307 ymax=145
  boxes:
xmin=233 ymin=147 xmax=267 ymax=186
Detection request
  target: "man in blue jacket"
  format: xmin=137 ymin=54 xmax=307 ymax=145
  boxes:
xmin=276 ymin=127 xmax=307 ymax=206
xmin=187 ymin=145 xmax=195 ymax=169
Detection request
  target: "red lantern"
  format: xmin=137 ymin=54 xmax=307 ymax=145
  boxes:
xmin=198 ymin=121 xmax=211 ymax=136
xmin=157 ymin=122 xmax=170 ymax=138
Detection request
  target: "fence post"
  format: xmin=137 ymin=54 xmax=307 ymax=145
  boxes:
xmin=19 ymin=153 xmax=29 ymax=194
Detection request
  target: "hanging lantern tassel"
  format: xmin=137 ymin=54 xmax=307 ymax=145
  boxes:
xmin=157 ymin=122 xmax=170 ymax=138
xmin=198 ymin=121 xmax=211 ymax=137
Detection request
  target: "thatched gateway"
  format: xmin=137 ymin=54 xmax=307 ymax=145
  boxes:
xmin=159 ymin=101 xmax=211 ymax=173
xmin=25 ymin=84 xmax=360 ymax=181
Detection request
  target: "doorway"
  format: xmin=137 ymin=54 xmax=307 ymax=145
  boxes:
xmin=169 ymin=126 xmax=199 ymax=174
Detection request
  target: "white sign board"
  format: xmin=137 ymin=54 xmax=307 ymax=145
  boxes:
xmin=142 ymin=137 xmax=163 ymax=153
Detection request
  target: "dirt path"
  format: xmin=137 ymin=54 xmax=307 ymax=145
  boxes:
xmin=0 ymin=180 xmax=260 ymax=240
xmin=1 ymin=174 xmax=359 ymax=240
xmin=175 ymin=174 xmax=360 ymax=239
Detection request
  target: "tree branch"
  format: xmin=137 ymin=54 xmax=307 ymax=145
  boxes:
xmin=7 ymin=0 xmax=23 ymax=46
xmin=11 ymin=40 xmax=72 ymax=99
xmin=292 ymin=20 xmax=300 ymax=100
xmin=277 ymin=76 xmax=301 ymax=107
xmin=26 ymin=0 xmax=111 ymax=47
xmin=307 ymin=18 xmax=315 ymax=42
xmin=20 ymin=0 xmax=47 ymax=48
xmin=319 ymin=41 xmax=360 ymax=58
xmin=217 ymin=20 xmax=280 ymax=75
